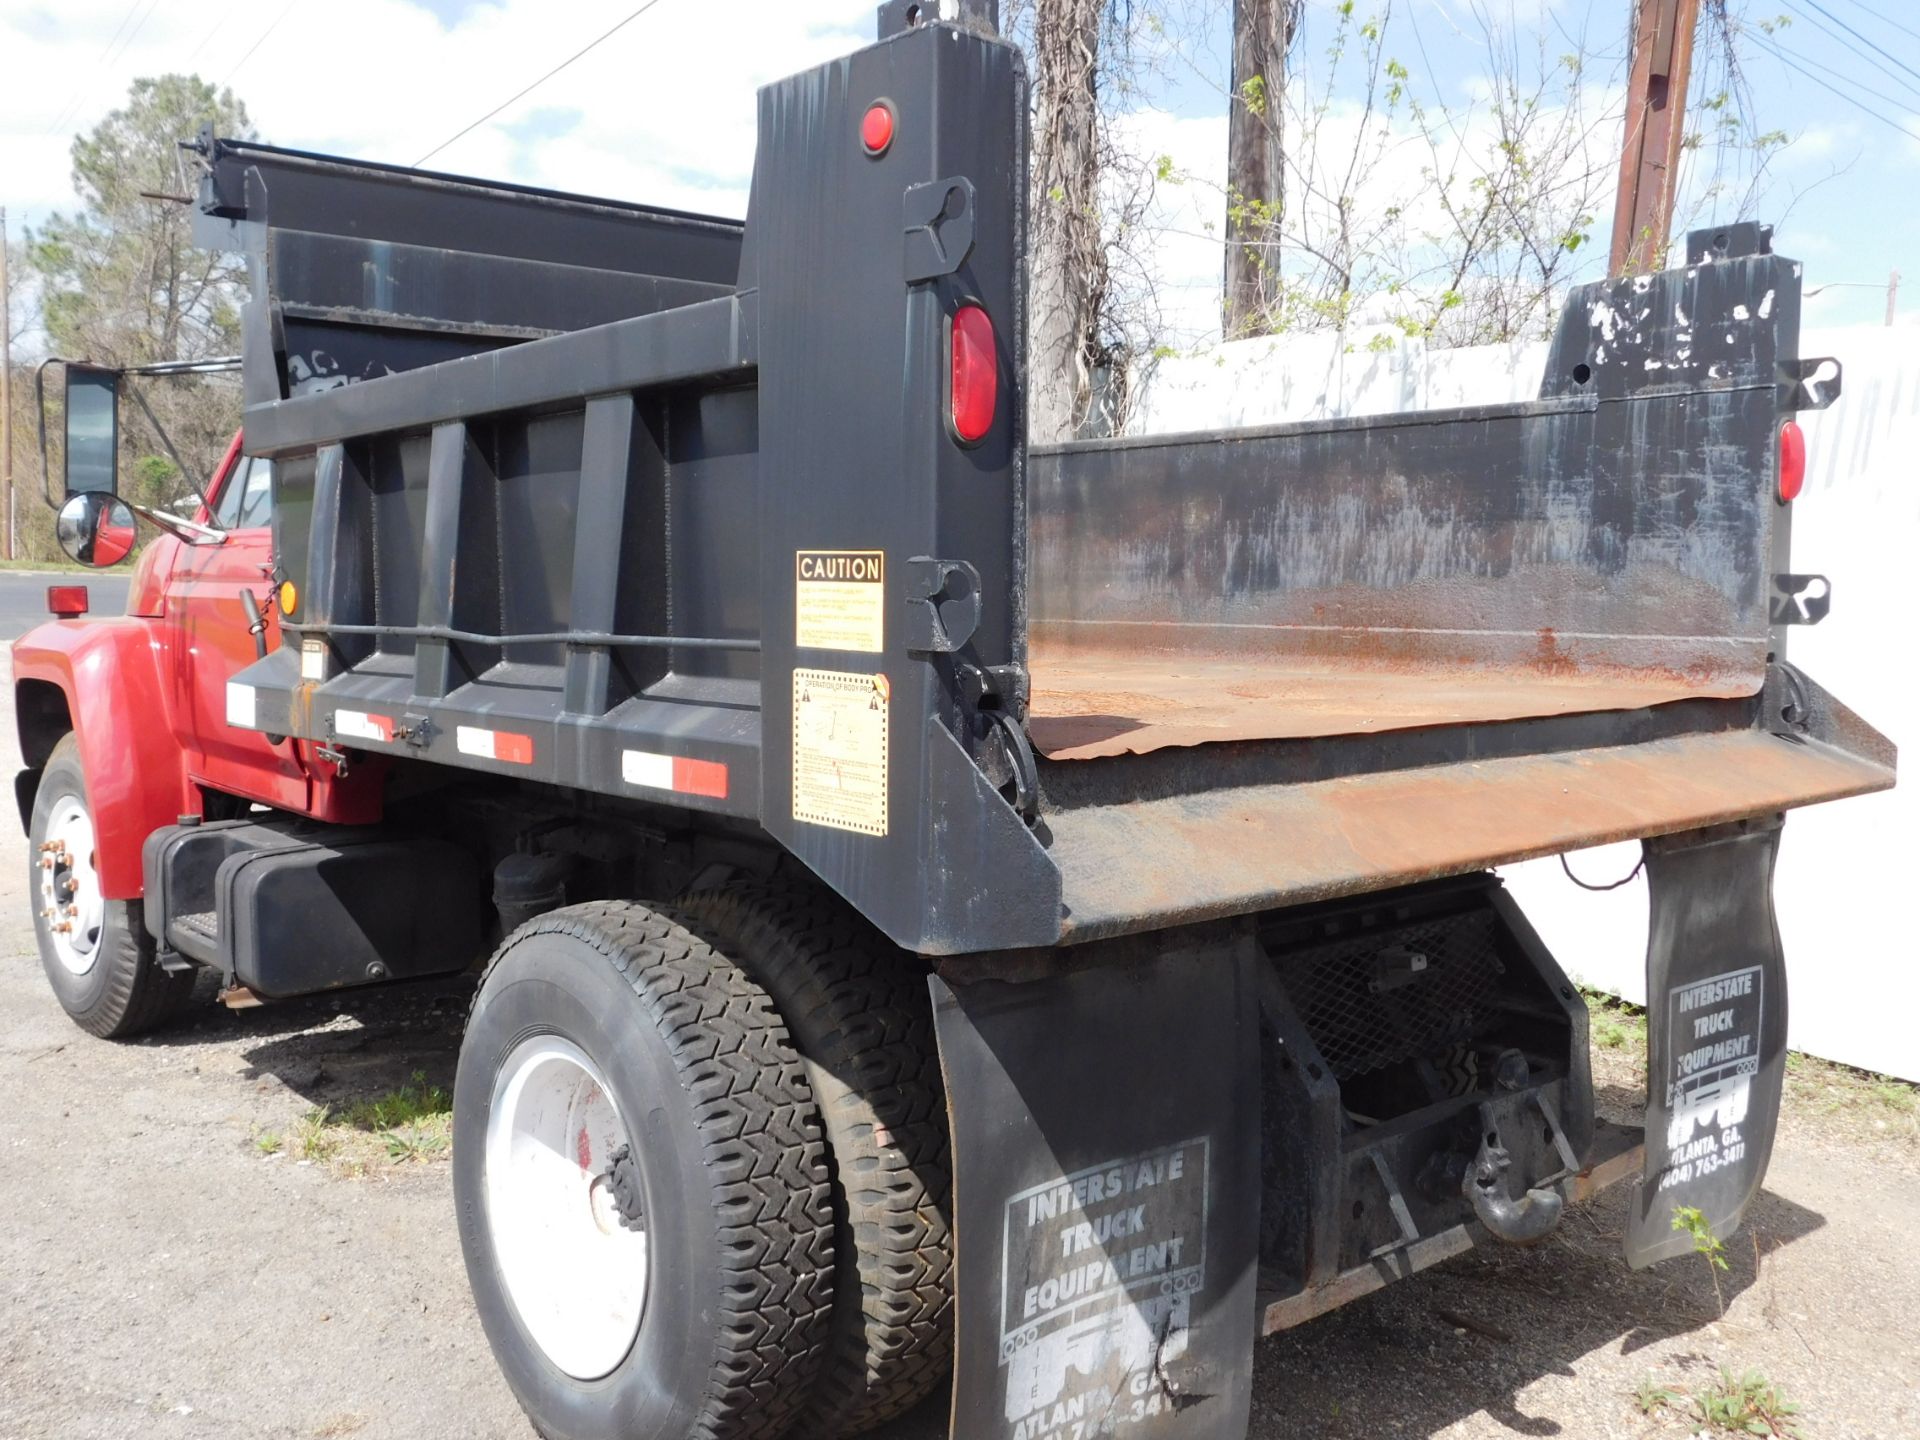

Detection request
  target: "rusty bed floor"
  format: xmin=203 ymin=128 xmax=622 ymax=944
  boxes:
xmin=1026 ymin=650 xmax=1756 ymax=761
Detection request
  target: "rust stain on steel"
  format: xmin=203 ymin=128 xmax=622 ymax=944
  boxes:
xmin=1027 ymin=646 xmax=1752 ymax=760
xmin=1050 ymin=730 xmax=1894 ymax=943
xmin=1028 ymin=384 xmax=1782 ymax=757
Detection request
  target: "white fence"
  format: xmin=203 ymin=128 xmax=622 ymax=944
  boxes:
xmin=1129 ymin=322 xmax=1919 ymax=1080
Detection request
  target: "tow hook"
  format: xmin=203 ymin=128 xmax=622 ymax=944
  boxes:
xmin=1463 ymin=1106 xmax=1564 ymax=1245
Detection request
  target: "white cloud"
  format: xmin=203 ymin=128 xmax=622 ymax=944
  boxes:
xmin=1 ymin=0 xmax=875 ymax=230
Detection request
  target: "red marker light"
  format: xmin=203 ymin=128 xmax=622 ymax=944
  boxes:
xmin=860 ymin=102 xmax=894 ymax=156
xmin=1778 ymin=419 xmax=1806 ymax=503
xmin=950 ymin=305 xmax=997 ymax=445
xmin=47 ymin=585 xmax=89 ymax=618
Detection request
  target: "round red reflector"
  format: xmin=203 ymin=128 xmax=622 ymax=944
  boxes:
xmin=950 ymin=305 xmax=997 ymax=445
xmin=1778 ymin=419 xmax=1806 ymax=503
xmin=861 ymin=102 xmax=894 ymax=155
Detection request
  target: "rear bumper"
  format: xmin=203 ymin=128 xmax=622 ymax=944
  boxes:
xmin=1259 ymin=1119 xmax=1643 ymax=1334
xmin=1043 ymin=665 xmax=1894 ymax=944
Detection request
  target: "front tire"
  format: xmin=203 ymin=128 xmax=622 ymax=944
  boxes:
xmin=28 ymin=733 xmax=193 ymax=1038
xmin=455 ymin=901 xmax=835 ymax=1440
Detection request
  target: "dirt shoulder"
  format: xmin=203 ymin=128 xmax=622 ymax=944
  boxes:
xmin=0 ymin=758 xmax=1914 ymax=1438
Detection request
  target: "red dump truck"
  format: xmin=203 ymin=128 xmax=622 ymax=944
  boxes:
xmin=15 ymin=4 xmax=1893 ymax=1438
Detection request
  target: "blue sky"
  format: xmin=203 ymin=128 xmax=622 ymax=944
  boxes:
xmin=1 ymin=0 xmax=1913 ymax=347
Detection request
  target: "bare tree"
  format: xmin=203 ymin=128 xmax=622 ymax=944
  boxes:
xmin=1224 ymin=0 xmax=1300 ymax=337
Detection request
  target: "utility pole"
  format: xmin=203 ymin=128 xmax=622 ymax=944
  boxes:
xmin=1609 ymin=0 xmax=1700 ymax=277
xmin=1 ymin=206 xmax=14 ymax=560
xmin=1888 ymin=269 xmax=1900 ymax=327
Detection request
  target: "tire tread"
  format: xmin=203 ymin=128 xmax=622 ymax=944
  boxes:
xmin=472 ymin=900 xmax=835 ymax=1440
xmin=679 ymin=882 xmax=954 ymax=1437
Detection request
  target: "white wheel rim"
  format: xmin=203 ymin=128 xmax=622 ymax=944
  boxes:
xmin=38 ymin=796 xmax=104 ymax=976
xmin=485 ymin=1035 xmax=649 ymax=1380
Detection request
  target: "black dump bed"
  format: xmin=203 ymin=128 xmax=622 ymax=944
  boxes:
xmin=203 ymin=21 xmax=1894 ymax=955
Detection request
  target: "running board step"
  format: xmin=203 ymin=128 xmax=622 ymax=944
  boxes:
xmin=167 ymin=909 xmax=222 ymax=965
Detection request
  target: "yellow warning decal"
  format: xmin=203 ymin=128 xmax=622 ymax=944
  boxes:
xmin=793 ymin=668 xmax=889 ymax=836
xmin=795 ymin=549 xmax=884 ymax=653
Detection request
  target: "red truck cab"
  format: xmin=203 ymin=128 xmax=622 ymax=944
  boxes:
xmin=14 ymin=432 xmax=379 ymax=1036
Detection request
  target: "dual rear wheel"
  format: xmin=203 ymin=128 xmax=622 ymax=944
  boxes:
xmin=454 ymin=888 xmax=954 ymax=1440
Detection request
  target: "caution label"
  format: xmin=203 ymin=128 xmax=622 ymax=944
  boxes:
xmin=796 ymin=550 xmax=885 ymax=653
xmin=793 ymin=668 xmax=889 ymax=836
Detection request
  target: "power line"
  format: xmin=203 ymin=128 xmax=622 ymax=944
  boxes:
xmin=1747 ymin=32 xmax=1920 ymax=143
xmin=1800 ymin=0 xmax=1920 ymax=89
xmin=100 ymin=0 xmax=162 ymax=72
xmin=413 ymin=0 xmax=670 ymax=168
xmin=39 ymin=0 xmax=147 ymax=135
xmin=220 ymin=0 xmax=299 ymax=89
xmin=1839 ymin=0 xmax=1920 ymax=50
xmin=1750 ymin=25 xmax=1920 ymax=118
xmin=1781 ymin=0 xmax=1920 ymax=102
xmin=187 ymin=3 xmax=245 ymax=68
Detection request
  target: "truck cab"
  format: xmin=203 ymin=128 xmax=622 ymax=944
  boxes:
xmin=14 ymin=423 xmax=383 ymax=1035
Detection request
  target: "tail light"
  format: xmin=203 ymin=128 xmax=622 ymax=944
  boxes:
xmin=47 ymin=585 xmax=89 ymax=618
xmin=1778 ymin=420 xmax=1806 ymax=503
xmin=949 ymin=305 xmax=997 ymax=445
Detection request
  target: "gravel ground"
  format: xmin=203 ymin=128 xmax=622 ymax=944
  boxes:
xmin=1 ymin=671 xmax=1915 ymax=1439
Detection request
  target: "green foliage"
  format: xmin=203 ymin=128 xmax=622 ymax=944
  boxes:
xmin=1692 ymin=1367 xmax=1802 ymax=1437
xmin=27 ymin=75 xmax=255 ymax=510
xmin=330 ymin=1071 xmax=452 ymax=1132
xmin=1635 ymin=1376 xmax=1683 ymax=1415
xmin=30 ymin=75 xmax=253 ymax=365
xmin=1638 ymin=1368 xmax=1802 ymax=1436
xmin=1672 ymin=1204 xmax=1730 ymax=1271
xmin=1674 ymin=1202 xmax=1730 ymax=1315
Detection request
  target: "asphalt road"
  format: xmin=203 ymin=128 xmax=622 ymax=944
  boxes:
xmin=0 ymin=642 xmax=1914 ymax=1439
xmin=0 ymin=570 xmax=131 ymax=639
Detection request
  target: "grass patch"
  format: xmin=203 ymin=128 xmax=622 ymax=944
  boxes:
xmin=295 ymin=1072 xmax=454 ymax=1177
xmin=1636 ymin=1368 xmax=1802 ymax=1436
xmin=1582 ymin=986 xmax=1918 ymax=1145
xmin=0 ymin=556 xmax=98 ymax=574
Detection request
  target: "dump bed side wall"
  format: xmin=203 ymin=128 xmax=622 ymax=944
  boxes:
xmin=1027 ymin=247 xmax=1809 ymax=761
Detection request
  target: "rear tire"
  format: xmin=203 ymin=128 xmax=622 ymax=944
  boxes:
xmin=454 ymin=900 xmax=835 ymax=1440
xmin=28 ymin=733 xmax=194 ymax=1038
xmin=679 ymin=883 xmax=955 ymax=1436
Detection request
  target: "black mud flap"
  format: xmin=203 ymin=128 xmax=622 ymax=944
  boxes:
xmin=1626 ymin=819 xmax=1788 ymax=1268
xmin=932 ymin=939 xmax=1260 ymax=1440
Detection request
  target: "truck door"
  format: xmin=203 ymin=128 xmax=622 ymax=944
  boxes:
xmin=167 ymin=452 xmax=309 ymax=808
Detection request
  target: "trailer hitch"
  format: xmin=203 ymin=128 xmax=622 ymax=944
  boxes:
xmin=1461 ymin=1091 xmax=1572 ymax=1246
xmin=1464 ymin=1128 xmax=1564 ymax=1245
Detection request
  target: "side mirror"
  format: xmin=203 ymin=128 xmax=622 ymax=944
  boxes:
xmin=65 ymin=365 xmax=121 ymax=497
xmin=55 ymin=492 xmax=138 ymax=568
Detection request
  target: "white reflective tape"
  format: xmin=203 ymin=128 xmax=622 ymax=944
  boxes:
xmin=335 ymin=710 xmax=393 ymax=744
xmin=456 ymin=726 xmax=533 ymax=763
xmin=622 ymin=750 xmax=675 ymax=791
xmin=225 ymin=682 xmax=256 ymax=728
